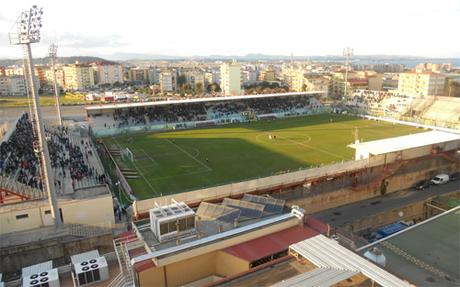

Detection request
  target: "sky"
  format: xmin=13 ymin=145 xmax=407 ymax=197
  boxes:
xmin=0 ymin=0 xmax=459 ymax=59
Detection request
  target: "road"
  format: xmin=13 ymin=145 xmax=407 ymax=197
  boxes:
xmin=314 ymin=180 xmax=460 ymax=227
xmin=0 ymin=105 xmax=86 ymax=124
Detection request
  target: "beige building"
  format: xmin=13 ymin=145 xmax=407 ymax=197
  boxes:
xmin=398 ymin=72 xmax=446 ymax=97
xmin=63 ymin=64 xmax=95 ymax=90
xmin=0 ymin=185 xmax=114 ymax=235
xmin=44 ymin=67 xmax=65 ymax=88
xmin=93 ymin=63 xmax=123 ymax=85
xmin=304 ymin=74 xmax=330 ymax=97
xmin=128 ymin=67 xmax=149 ymax=83
xmin=259 ymin=70 xmax=276 ymax=82
xmin=220 ymin=61 xmax=242 ymax=96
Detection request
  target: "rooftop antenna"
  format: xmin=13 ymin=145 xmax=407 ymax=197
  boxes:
xmin=9 ymin=6 xmax=62 ymax=228
xmin=343 ymin=47 xmax=354 ymax=98
xmin=49 ymin=43 xmax=63 ymax=126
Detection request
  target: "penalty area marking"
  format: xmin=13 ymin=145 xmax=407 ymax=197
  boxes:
xmin=165 ymin=139 xmax=212 ymax=171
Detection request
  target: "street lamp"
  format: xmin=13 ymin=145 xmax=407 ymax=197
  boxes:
xmin=343 ymin=47 xmax=354 ymax=98
xmin=49 ymin=43 xmax=63 ymax=126
xmin=10 ymin=6 xmax=63 ymax=228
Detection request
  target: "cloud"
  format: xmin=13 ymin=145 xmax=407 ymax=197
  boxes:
xmin=41 ymin=33 xmax=126 ymax=49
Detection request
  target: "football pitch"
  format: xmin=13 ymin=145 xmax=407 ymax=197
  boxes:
xmin=103 ymin=114 xmax=421 ymax=199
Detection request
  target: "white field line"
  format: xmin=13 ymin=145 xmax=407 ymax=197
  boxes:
xmin=164 ymin=139 xmax=213 ymax=171
xmin=111 ymin=136 xmax=159 ymax=196
xmin=272 ymin=132 xmax=346 ymax=160
xmin=140 ymin=149 xmax=158 ymax=166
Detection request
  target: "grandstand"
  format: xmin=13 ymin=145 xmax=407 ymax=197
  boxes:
xmin=86 ymin=92 xmax=325 ymax=136
xmin=345 ymin=90 xmax=460 ymax=130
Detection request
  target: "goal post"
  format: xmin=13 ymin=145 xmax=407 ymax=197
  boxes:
xmin=122 ymin=147 xmax=134 ymax=163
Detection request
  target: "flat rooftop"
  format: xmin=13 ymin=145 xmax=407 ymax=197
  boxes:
xmin=358 ymin=206 xmax=460 ymax=287
xmin=85 ymin=91 xmax=323 ymax=111
xmin=348 ymin=130 xmax=460 ymax=155
xmin=134 ymin=209 xmax=290 ymax=253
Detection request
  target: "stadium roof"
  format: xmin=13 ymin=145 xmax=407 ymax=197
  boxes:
xmin=348 ymin=130 xmax=460 ymax=155
xmin=223 ymin=225 xmax=318 ymax=262
xmin=290 ymin=235 xmax=411 ymax=287
xmin=357 ymin=206 xmax=460 ymax=287
xmin=85 ymin=91 xmax=323 ymax=111
xmin=272 ymin=267 xmax=358 ymax=287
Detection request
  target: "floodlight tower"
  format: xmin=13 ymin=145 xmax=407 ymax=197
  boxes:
xmin=9 ymin=6 xmax=62 ymax=228
xmin=49 ymin=43 xmax=63 ymax=126
xmin=343 ymin=47 xmax=354 ymax=98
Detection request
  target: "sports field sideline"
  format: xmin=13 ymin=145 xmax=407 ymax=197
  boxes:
xmin=103 ymin=114 xmax=421 ymax=199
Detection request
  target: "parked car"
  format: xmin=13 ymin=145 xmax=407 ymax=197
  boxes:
xmin=431 ymin=174 xmax=450 ymax=185
xmin=414 ymin=180 xmax=431 ymax=190
xmin=449 ymin=172 xmax=460 ymax=181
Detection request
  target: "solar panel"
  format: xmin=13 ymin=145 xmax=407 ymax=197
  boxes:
xmin=242 ymin=194 xmax=285 ymax=214
xmin=196 ymin=202 xmax=241 ymax=223
xmin=222 ymin=198 xmax=264 ymax=218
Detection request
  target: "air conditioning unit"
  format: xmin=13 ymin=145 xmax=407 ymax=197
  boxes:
xmin=72 ymin=253 xmax=109 ymax=286
xmin=22 ymin=261 xmax=60 ymax=287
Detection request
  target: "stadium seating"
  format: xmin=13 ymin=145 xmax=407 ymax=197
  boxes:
xmin=0 ymin=114 xmax=104 ymax=193
xmin=89 ymin=95 xmax=324 ymax=134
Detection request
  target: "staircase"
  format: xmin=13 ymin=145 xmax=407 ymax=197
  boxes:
xmin=108 ymin=232 xmax=142 ymax=287
xmin=352 ymin=160 xmax=407 ymax=192
xmin=0 ymin=175 xmax=43 ymax=203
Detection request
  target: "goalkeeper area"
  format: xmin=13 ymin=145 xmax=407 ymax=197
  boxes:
xmin=103 ymin=114 xmax=421 ymax=199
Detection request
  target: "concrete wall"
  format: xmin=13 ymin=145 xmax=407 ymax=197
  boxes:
xmin=138 ymin=265 xmax=165 ymax=287
xmin=0 ymin=194 xmax=115 ymax=235
xmin=0 ymin=234 xmax=114 ymax=274
xmin=166 ymin=252 xmax=217 ymax=286
xmin=216 ymin=251 xmax=249 ymax=277
xmin=138 ymin=250 xmax=250 ymax=286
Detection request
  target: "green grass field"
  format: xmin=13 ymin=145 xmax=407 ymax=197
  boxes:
xmin=103 ymin=114 xmax=421 ymax=199
xmin=0 ymin=94 xmax=93 ymax=108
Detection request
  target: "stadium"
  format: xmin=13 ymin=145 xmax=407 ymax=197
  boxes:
xmin=1 ymin=91 xmax=459 ymax=287
xmin=87 ymin=92 xmax=423 ymax=200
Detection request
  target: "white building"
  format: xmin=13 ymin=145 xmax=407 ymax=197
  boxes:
xmin=0 ymin=75 xmax=27 ymax=96
xmin=160 ymin=70 xmax=178 ymax=93
xmin=148 ymin=67 xmax=160 ymax=85
xmin=220 ymin=61 xmax=242 ymax=96
xmin=93 ymin=64 xmax=123 ymax=85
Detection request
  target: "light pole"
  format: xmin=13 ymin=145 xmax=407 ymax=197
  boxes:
xmin=10 ymin=6 xmax=63 ymax=228
xmin=343 ymin=47 xmax=354 ymax=98
xmin=49 ymin=43 xmax=63 ymax=126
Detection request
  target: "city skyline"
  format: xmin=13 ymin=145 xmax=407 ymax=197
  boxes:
xmin=0 ymin=0 xmax=459 ymax=59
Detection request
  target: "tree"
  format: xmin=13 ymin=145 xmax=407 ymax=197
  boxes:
xmin=446 ymin=80 xmax=460 ymax=97
xmin=195 ymin=83 xmax=204 ymax=95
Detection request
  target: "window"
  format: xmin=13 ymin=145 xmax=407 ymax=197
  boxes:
xmin=44 ymin=210 xmax=51 ymax=215
xmin=16 ymin=214 xmax=29 ymax=220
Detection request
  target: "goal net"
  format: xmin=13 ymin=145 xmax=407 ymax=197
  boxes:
xmin=122 ymin=147 xmax=134 ymax=163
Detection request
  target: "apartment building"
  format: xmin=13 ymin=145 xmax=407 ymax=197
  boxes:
xmin=398 ymin=72 xmax=446 ymax=97
xmin=160 ymin=70 xmax=178 ymax=93
xmin=93 ymin=63 xmax=123 ymax=85
xmin=220 ymin=61 xmax=242 ymax=96
xmin=0 ymin=75 xmax=27 ymax=96
xmin=63 ymin=64 xmax=95 ymax=90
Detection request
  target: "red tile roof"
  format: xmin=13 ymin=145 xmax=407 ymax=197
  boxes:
xmin=222 ymin=225 xmax=318 ymax=262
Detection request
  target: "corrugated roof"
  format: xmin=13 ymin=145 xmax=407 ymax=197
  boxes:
xmin=272 ymin=267 xmax=358 ymax=287
xmin=348 ymin=130 xmax=460 ymax=155
xmin=223 ymin=225 xmax=318 ymax=262
xmin=290 ymin=235 xmax=411 ymax=287
xmin=85 ymin=91 xmax=323 ymax=111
